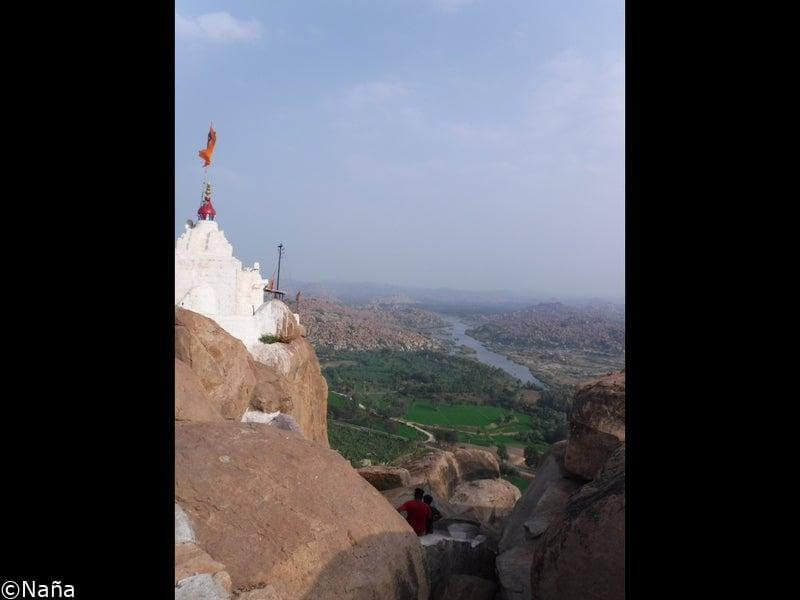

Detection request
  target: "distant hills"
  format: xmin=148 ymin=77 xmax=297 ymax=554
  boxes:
xmin=283 ymin=277 xmax=624 ymax=312
xmin=296 ymin=296 xmax=446 ymax=352
xmin=467 ymin=302 xmax=625 ymax=355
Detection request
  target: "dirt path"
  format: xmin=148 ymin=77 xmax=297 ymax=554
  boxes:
xmin=330 ymin=420 xmax=411 ymax=442
xmin=390 ymin=418 xmax=436 ymax=443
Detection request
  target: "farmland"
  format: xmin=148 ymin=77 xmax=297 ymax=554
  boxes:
xmin=328 ymin=421 xmax=426 ymax=467
xmin=322 ymin=349 xmax=570 ymax=491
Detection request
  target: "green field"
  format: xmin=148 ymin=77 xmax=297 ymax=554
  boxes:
xmin=405 ymin=401 xmax=542 ymax=447
xmin=328 ymin=391 xmax=347 ymax=408
xmin=323 ymin=349 xmax=569 ymax=472
xmin=328 ymin=392 xmax=426 ymax=441
xmin=406 ymin=402 xmax=511 ymax=426
xmin=328 ymin=421 xmax=425 ymax=467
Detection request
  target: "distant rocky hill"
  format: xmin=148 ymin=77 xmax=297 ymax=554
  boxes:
xmin=467 ymin=302 xmax=625 ymax=355
xmin=296 ymin=297 xmax=446 ymax=351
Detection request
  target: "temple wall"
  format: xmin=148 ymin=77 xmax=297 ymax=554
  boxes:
xmin=175 ymin=219 xmax=295 ymax=349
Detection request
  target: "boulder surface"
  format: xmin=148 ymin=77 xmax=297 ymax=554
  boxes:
xmin=176 ymin=421 xmax=430 ymax=600
xmin=175 ymin=307 xmax=328 ymax=446
xmin=529 ymin=444 xmax=625 ymax=600
xmin=564 ymin=371 xmax=625 ymax=479
xmin=357 ymin=466 xmax=412 ymax=491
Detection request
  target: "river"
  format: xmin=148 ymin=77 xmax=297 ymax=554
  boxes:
xmin=438 ymin=314 xmax=547 ymax=390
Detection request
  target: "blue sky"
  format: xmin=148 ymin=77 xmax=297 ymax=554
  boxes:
xmin=176 ymin=0 xmax=624 ymax=299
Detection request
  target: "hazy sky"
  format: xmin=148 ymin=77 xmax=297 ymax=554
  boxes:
xmin=176 ymin=0 xmax=624 ymax=299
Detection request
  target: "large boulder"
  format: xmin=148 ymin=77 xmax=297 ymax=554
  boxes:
xmin=497 ymin=372 xmax=626 ymax=600
xmin=175 ymin=502 xmax=232 ymax=598
xmin=447 ymin=479 xmax=521 ymax=536
xmin=564 ymin=371 xmax=625 ymax=480
xmin=453 ymin=447 xmax=500 ymax=481
xmin=496 ymin=442 xmax=579 ymax=600
xmin=257 ymin=299 xmax=306 ymax=342
xmin=176 ymin=421 xmax=430 ymax=600
xmin=403 ymin=450 xmax=462 ymax=500
xmin=422 ymin=534 xmax=496 ymax=590
xmin=498 ymin=441 xmax=573 ymax=554
xmin=175 ymin=308 xmax=329 ymax=446
xmin=529 ymin=444 xmax=625 ymax=600
xmin=358 ymin=466 xmax=412 ymax=491
xmin=175 ymin=307 xmax=257 ymax=420
xmin=175 ymin=358 xmax=223 ymax=422
xmin=248 ymin=337 xmax=329 ymax=446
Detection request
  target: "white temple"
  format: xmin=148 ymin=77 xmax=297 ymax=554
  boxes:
xmin=175 ymin=184 xmax=299 ymax=349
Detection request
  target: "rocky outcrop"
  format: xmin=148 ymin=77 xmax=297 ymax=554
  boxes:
xmin=435 ymin=574 xmax=498 ymax=600
xmin=498 ymin=441 xmax=573 ymax=555
xmin=404 ymin=450 xmax=462 ymax=500
xmin=254 ymin=300 xmax=305 ymax=342
xmin=453 ymin=448 xmax=500 ymax=481
xmin=175 ymin=307 xmax=258 ymax=420
xmin=495 ymin=444 xmax=576 ymax=600
xmin=176 ymin=421 xmax=430 ymax=600
xmin=175 ymin=307 xmax=328 ymax=446
xmin=564 ymin=371 xmax=625 ymax=480
xmin=175 ymin=502 xmax=233 ymax=599
xmin=529 ymin=444 xmax=625 ymax=600
xmin=447 ymin=479 xmax=521 ymax=538
xmin=248 ymin=337 xmax=329 ymax=446
xmin=421 ymin=521 xmax=497 ymax=598
xmin=357 ymin=466 xmax=411 ymax=491
xmin=175 ymin=358 xmax=223 ymax=422
xmin=379 ymin=448 xmax=512 ymax=536
xmin=495 ymin=371 xmax=625 ymax=600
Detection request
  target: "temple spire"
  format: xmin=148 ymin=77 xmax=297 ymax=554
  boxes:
xmin=198 ymin=182 xmax=217 ymax=221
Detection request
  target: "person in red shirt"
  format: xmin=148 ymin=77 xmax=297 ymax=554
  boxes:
xmin=397 ymin=488 xmax=432 ymax=536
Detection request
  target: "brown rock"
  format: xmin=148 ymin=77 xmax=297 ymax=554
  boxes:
xmin=175 ymin=358 xmax=223 ymax=421
xmin=448 ymin=479 xmax=521 ymax=532
xmin=529 ymin=444 xmax=625 ymax=600
xmin=436 ymin=574 xmax=497 ymax=600
xmin=175 ymin=307 xmax=258 ymax=420
xmin=175 ymin=308 xmax=328 ymax=446
xmin=175 ymin=542 xmax=227 ymax=584
xmin=358 ymin=466 xmax=412 ymax=491
xmin=564 ymin=371 xmax=625 ymax=480
xmin=453 ymin=448 xmax=500 ymax=481
xmin=403 ymin=450 xmax=461 ymax=500
xmin=176 ymin=421 xmax=429 ymax=600
xmin=496 ymin=441 xmax=578 ymax=600
xmin=249 ymin=337 xmax=329 ymax=446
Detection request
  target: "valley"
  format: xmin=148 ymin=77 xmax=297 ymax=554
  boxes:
xmin=297 ymin=295 xmax=623 ymax=494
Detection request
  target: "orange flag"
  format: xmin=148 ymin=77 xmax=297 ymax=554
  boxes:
xmin=198 ymin=124 xmax=217 ymax=167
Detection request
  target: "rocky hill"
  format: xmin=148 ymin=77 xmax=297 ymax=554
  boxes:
xmin=174 ymin=303 xmax=625 ymax=600
xmin=175 ymin=306 xmax=329 ymax=446
xmin=467 ymin=302 xmax=625 ymax=355
xmin=175 ymin=306 xmax=430 ymax=599
xmin=496 ymin=370 xmax=625 ymax=600
xmin=176 ymin=421 xmax=429 ymax=600
xmin=296 ymin=297 xmax=446 ymax=352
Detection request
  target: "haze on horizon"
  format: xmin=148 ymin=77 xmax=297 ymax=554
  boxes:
xmin=176 ymin=0 xmax=624 ymax=301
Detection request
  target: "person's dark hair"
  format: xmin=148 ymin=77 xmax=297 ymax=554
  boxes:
xmin=423 ymin=494 xmax=433 ymax=504
xmin=414 ymin=488 xmax=425 ymax=499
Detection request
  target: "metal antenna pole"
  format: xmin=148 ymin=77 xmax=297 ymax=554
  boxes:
xmin=276 ymin=243 xmax=284 ymax=292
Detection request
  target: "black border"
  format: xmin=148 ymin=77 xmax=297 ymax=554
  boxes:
xmin=1 ymin=4 xmax=175 ymax=598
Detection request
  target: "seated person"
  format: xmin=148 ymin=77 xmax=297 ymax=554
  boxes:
xmin=397 ymin=488 xmax=432 ymax=536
